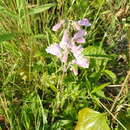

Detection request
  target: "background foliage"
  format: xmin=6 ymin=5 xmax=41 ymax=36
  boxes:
xmin=0 ymin=0 xmax=130 ymax=129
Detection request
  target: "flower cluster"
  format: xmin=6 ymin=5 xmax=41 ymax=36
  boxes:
xmin=46 ymin=19 xmax=91 ymax=75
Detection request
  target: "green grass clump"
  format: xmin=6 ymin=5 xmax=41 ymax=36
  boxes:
xmin=0 ymin=0 xmax=130 ymax=129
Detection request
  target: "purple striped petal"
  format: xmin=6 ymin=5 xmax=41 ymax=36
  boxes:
xmin=75 ymin=37 xmax=85 ymax=43
xmin=45 ymin=44 xmax=62 ymax=58
xmin=78 ymin=18 xmax=91 ymax=26
xmin=52 ymin=20 xmax=64 ymax=31
xmin=73 ymin=30 xmax=86 ymax=41
xmin=60 ymin=29 xmax=70 ymax=49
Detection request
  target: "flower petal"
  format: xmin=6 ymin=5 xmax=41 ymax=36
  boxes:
xmin=75 ymin=37 xmax=85 ymax=43
xmin=60 ymin=29 xmax=70 ymax=49
xmin=73 ymin=30 xmax=86 ymax=41
xmin=70 ymin=43 xmax=83 ymax=58
xmin=52 ymin=20 xmax=64 ymax=31
xmin=45 ymin=44 xmax=62 ymax=58
xmin=60 ymin=50 xmax=69 ymax=63
xmin=73 ymin=57 xmax=89 ymax=68
xmin=78 ymin=18 xmax=91 ymax=26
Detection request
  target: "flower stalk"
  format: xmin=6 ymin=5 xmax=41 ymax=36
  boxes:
xmin=46 ymin=18 xmax=91 ymax=75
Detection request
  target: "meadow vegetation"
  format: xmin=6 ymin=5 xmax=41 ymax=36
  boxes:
xmin=0 ymin=0 xmax=130 ymax=129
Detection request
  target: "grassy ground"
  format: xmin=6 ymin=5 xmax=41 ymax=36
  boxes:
xmin=0 ymin=0 xmax=130 ymax=129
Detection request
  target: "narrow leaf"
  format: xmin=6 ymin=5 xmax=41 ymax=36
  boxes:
xmin=92 ymin=83 xmax=110 ymax=93
xmin=102 ymin=70 xmax=117 ymax=83
xmin=84 ymin=54 xmax=113 ymax=59
xmin=28 ymin=3 xmax=55 ymax=15
xmin=0 ymin=33 xmax=15 ymax=42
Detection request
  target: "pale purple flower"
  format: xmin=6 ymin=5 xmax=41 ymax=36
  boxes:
xmin=60 ymin=29 xmax=70 ymax=49
xmin=52 ymin=20 xmax=65 ymax=31
xmin=60 ymin=50 xmax=69 ymax=63
xmin=70 ymin=43 xmax=89 ymax=68
xmin=72 ymin=30 xmax=86 ymax=44
xmin=72 ymin=57 xmax=89 ymax=68
xmin=73 ymin=30 xmax=86 ymax=41
xmin=75 ymin=37 xmax=85 ymax=43
xmin=45 ymin=44 xmax=62 ymax=58
xmin=78 ymin=18 xmax=91 ymax=26
xmin=70 ymin=43 xmax=83 ymax=59
xmin=46 ymin=18 xmax=90 ymax=73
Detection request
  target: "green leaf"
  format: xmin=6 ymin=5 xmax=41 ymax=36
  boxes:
xmin=83 ymin=46 xmax=113 ymax=59
xmin=28 ymin=3 xmax=55 ymax=15
xmin=2 ymin=42 xmax=21 ymax=57
xmin=0 ymin=33 xmax=15 ymax=42
xmin=83 ymin=46 xmax=109 ymax=71
xmin=0 ymin=5 xmax=4 ymax=12
xmin=75 ymin=108 xmax=110 ymax=130
xmin=118 ymin=112 xmax=130 ymax=130
xmin=41 ymin=73 xmax=58 ymax=93
xmin=31 ymin=34 xmax=46 ymax=39
xmin=49 ymin=85 xmax=58 ymax=93
xmin=91 ymin=83 xmax=110 ymax=94
xmin=51 ymin=120 xmax=73 ymax=130
xmin=93 ymin=0 xmax=105 ymax=8
xmin=0 ymin=6 xmax=17 ymax=19
xmin=83 ymin=54 xmax=113 ymax=59
xmin=102 ymin=70 xmax=117 ymax=83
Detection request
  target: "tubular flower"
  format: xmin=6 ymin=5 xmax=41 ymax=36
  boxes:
xmin=78 ymin=18 xmax=91 ymax=26
xmin=72 ymin=30 xmax=87 ymax=43
xmin=52 ymin=20 xmax=65 ymax=31
xmin=73 ymin=30 xmax=86 ymax=40
xmin=70 ymin=43 xmax=83 ymax=58
xmin=70 ymin=43 xmax=89 ymax=68
xmin=75 ymin=37 xmax=85 ymax=43
xmin=72 ymin=57 xmax=89 ymax=68
xmin=45 ymin=44 xmax=62 ymax=58
xmin=60 ymin=29 xmax=70 ymax=49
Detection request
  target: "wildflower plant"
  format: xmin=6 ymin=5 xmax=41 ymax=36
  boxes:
xmin=46 ymin=19 xmax=91 ymax=75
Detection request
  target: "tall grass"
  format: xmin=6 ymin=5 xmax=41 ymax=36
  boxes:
xmin=0 ymin=0 xmax=130 ymax=129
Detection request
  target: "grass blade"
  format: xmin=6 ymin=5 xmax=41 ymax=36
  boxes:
xmin=0 ymin=33 xmax=15 ymax=42
xmin=28 ymin=3 xmax=55 ymax=15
